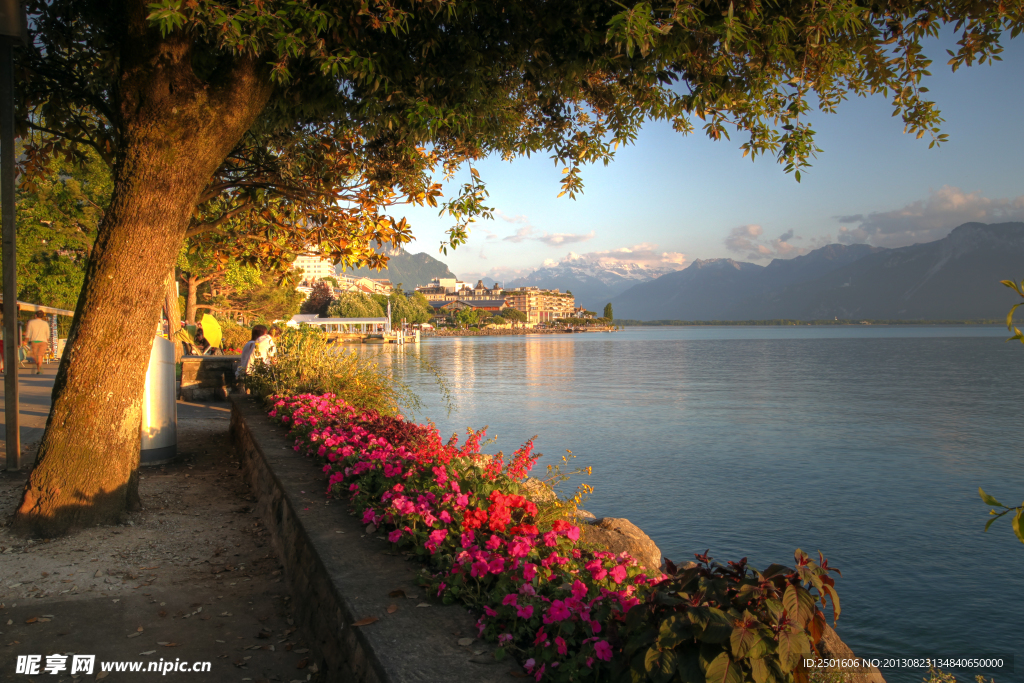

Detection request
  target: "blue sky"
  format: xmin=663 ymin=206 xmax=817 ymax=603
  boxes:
xmin=397 ymin=33 xmax=1024 ymax=282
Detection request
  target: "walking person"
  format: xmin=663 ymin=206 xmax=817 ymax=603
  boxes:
xmin=24 ymin=310 xmax=51 ymax=375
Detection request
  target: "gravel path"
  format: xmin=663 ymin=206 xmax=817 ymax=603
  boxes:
xmin=0 ymin=402 xmax=322 ymax=683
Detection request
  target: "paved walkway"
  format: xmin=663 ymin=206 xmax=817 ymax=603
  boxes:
xmin=0 ymin=364 xmax=59 ymax=464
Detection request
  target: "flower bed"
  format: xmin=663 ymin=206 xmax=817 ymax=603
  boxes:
xmin=268 ymin=393 xmax=841 ymax=683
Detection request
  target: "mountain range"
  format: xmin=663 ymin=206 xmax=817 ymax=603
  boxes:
xmin=610 ymin=222 xmax=1024 ymax=321
xmin=337 ymin=246 xmax=455 ymax=289
xmin=505 ymin=258 xmax=675 ymax=311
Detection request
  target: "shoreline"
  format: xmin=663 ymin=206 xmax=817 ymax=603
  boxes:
xmin=614 ymin=319 xmax=1000 ymax=326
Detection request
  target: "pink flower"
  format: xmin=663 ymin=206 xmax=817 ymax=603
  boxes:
xmin=439 ymin=510 xmax=452 ymax=524
xmin=437 ymin=582 xmax=447 ymax=596
xmin=456 ymin=494 xmax=469 ymax=508
xmin=543 ymin=531 xmax=558 ymax=547
xmin=609 ymin=564 xmax=627 ymax=584
xmin=502 ymin=593 xmax=519 ymax=606
xmin=388 ymin=529 xmax=403 ymax=543
xmin=460 ymin=531 xmax=476 ymax=548
xmin=483 ymin=605 xmax=497 ymax=617
xmin=485 ymin=535 xmax=502 ymax=551
xmin=543 ymin=600 xmax=571 ymax=624
xmin=499 ymin=633 xmax=513 ymax=645
xmin=488 ymin=557 xmax=505 ymax=574
xmin=594 ymin=640 xmax=612 ymax=661
xmin=555 ymin=636 xmax=567 ymax=655
xmin=523 ymin=563 xmax=538 ymax=581
xmin=571 ymin=580 xmax=588 ymax=600
xmin=524 ymin=658 xmax=536 ymax=672
xmin=362 ymin=508 xmax=375 ymax=524
xmin=509 ymin=538 xmax=531 ymax=558
xmin=566 ymin=525 xmax=580 ymax=541
xmin=516 ymin=604 xmax=534 ymax=619
xmin=585 ymin=559 xmax=607 ymax=582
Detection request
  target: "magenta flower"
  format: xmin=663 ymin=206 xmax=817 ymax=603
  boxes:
xmin=594 ymin=640 xmax=612 ymax=661
xmin=502 ymin=593 xmax=519 ymax=606
xmin=555 ymin=636 xmax=567 ymax=655
xmin=516 ymin=604 xmax=534 ymax=619
xmin=523 ymin=563 xmax=538 ymax=581
xmin=609 ymin=564 xmax=628 ymax=584
xmin=388 ymin=529 xmax=403 ymax=543
xmin=543 ymin=600 xmax=572 ymax=624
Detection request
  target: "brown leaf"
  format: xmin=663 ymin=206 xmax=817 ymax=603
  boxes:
xmin=386 ymin=604 xmax=398 ymax=614
xmin=352 ymin=617 xmax=379 ymax=627
xmin=25 ymin=617 xmax=37 ymax=624
xmin=296 ymin=658 xmax=309 ymax=669
xmin=137 ymin=626 xmax=144 ymax=632
xmin=256 ymin=630 xmax=271 ymax=639
xmin=158 ymin=610 xmax=167 ymax=618
xmin=388 ymin=589 xmax=406 ymax=598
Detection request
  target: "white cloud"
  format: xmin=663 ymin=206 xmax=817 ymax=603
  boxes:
xmin=552 ymin=243 xmax=687 ymax=270
xmin=503 ymin=225 xmax=536 ymax=243
xmin=836 ymin=186 xmax=1024 ymax=247
xmin=496 ymin=210 xmax=595 ymax=245
xmin=537 ymin=231 xmax=595 ymax=246
xmin=724 ymin=224 xmax=807 ymax=261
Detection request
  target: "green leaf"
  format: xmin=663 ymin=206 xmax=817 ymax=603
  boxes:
xmin=704 ymin=652 xmax=743 ymax=683
xmin=782 ymin=584 xmax=815 ymax=628
xmin=645 ymin=646 xmax=662 ymax=674
xmin=776 ymin=628 xmax=810 ymax=671
xmin=1013 ymin=509 xmax=1024 ymax=545
xmin=659 ymin=614 xmax=694 ymax=649
xmin=697 ymin=607 xmax=733 ymax=644
xmin=979 ymin=487 xmax=1004 ymax=507
xmin=751 ymin=658 xmax=770 ymax=683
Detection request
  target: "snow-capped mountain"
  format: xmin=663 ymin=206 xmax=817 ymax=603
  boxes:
xmin=506 ymin=257 xmax=676 ymax=310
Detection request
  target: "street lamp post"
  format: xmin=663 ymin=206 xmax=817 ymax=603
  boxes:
xmin=1 ymin=0 xmax=25 ymax=471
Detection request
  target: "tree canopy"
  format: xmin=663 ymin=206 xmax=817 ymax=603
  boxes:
xmin=11 ymin=0 xmax=1024 ymax=537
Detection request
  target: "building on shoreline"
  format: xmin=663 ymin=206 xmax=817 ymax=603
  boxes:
xmin=503 ymin=287 xmax=575 ymax=324
xmin=415 ymin=279 xmax=575 ymax=325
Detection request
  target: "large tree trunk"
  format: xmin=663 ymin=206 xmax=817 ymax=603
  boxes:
xmin=12 ymin=8 xmax=272 ymax=537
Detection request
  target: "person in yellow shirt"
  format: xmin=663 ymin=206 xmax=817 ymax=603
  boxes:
xmin=24 ymin=311 xmax=51 ymax=375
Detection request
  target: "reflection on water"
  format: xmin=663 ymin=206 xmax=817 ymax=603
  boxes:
xmin=372 ymin=328 xmax=1024 ymax=680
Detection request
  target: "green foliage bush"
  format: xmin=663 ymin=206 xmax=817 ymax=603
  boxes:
xmin=245 ymin=325 xmax=419 ymax=416
xmin=217 ymin=317 xmax=251 ymax=352
xmin=617 ymin=551 xmax=840 ymax=683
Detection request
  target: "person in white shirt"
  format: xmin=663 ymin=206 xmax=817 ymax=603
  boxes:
xmin=24 ymin=310 xmax=51 ymax=375
xmin=236 ymin=324 xmax=277 ymax=383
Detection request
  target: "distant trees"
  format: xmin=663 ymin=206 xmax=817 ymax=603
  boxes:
xmin=603 ymin=303 xmax=614 ymax=320
xmin=300 ymin=281 xmax=334 ymax=317
xmin=502 ymin=309 xmax=528 ymax=325
xmin=328 ymin=292 xmax=384 ymax=318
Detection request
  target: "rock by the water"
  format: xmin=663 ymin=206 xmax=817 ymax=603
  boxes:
xmin=581 ymin=517 xmax=662 ymax=572
xmin=817 ymin=625 xmax=886 ymax=683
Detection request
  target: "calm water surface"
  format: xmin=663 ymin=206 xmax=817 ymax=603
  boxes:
xmin=382 ymin=327 xmax=1023 ymax=681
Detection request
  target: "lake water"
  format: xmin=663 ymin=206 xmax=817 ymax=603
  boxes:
xmin=381 ymin=326 xmax=1023 ymax=682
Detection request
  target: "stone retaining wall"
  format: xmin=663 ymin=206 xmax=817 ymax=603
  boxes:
xmin=231 ymin=395 xmax=883 ymax=683
xmin=229 ymin=395 xmax=519 ymax=683
xmin=180 ymin=356 xmax=241 ymax=401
